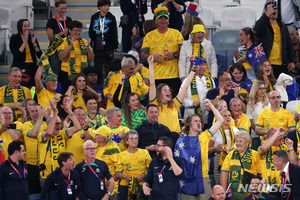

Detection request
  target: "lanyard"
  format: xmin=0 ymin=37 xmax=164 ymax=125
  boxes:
xmin=8 ymin=161 xmax=25 ymax=182
xmin=136 ymin=0 xmax=142 ymax=22
xmin=282 ymin=166 xmax=291 ymax=200
xmin=55 ymin=16 xmax=66 ymax=32
xmin=99 ymin=14 xmax=105 ymax=37
xmin=61 ymin=172 xmax=71 ymax=186
xmin=85 ymin=160 xmax=101 ymax=180
xmin=155 ymin=165 xmax=166 ymax=175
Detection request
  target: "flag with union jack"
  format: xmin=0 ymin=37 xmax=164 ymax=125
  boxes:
xmin=226 ymin=183 xmax=233 ymax=198
xmin=246 ymin=43 xmax=267 ymax=72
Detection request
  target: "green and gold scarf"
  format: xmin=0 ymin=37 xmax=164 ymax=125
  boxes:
xmin=296 ymin=129 xmax=300 ymax=158
xmin=4 ymin=84 xmax=26 ymax=104
xmin=218 ymin=126 xmax=235 ymax=170
xmin=67 ymin=36 xmax=87 ymax=80
xmin=190 ymin=75 xmax=214 ymax=117
xmin=127 ymin=176 xmax=143 ymax=200
xmin=229 ymin=147 xmax=252 ymax=200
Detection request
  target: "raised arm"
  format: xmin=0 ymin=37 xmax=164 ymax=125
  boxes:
xmin=176 ymin=66 xmax=196 ymax=103
xmin=35 ymin=64 xmax=44 ymax=93
xmin=28 ymin=106 xmax=46 ymax=137
xmin=44 ymin=101 xmax=58 ymax=141
xmin=113 ymin=73 xmax=125 ymax=108
xmin=148 ymin=55 xmax=156 ymax=101
xmin=205 ymin=99 xmax=224 ymax=134
xmin=259 ymin=127 xmax=284 ymax=156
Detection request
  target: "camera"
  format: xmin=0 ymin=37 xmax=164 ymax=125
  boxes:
xmin=38 ymin=164 xmax=46 ymax=171
xmin=96 ymin=36 xmax=106 ymax=51
xmin=7 ymin=123 xmax=16 ymax=130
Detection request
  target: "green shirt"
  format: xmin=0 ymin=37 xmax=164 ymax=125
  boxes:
xmin=121 ymin=109 xmax=147 ymax=129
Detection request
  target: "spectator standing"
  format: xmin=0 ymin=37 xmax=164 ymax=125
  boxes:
xmin=120 ymin=0 xmax=148 ymax=52
xmin=10 ymin=19 xmax=42 ymax=81
xmin=254 ymin=0 xmax=296 ymax=78
xmin=141 ymin=7 xmax=184 ymax=96
xmin=89 ymin=0 xmax=119 ymax=84
xmin=0 ymin=141 xmax=29 ymax=200
xmin=58 ymin=20 xmax=94 ymax=93
xmin=46 ymin=0 xmax=72 ymax=76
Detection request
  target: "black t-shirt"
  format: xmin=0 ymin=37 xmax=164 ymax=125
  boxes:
xmin=46 ymin=16 xmax=72 ymax=35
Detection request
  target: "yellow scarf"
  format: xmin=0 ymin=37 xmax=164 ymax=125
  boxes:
xmin=218 ymin=126 xmax=235 ymax=170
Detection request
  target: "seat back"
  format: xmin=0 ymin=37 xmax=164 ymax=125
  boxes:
xmin=220 ymin=7 xmax=256 ymax=29
xmin=199 ymin=7 xmax=214 ymax=26
xmin=286 ymin=100 xmax=300 ymax=115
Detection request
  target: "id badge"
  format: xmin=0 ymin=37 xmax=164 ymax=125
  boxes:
xmin=100 ymin=180 xmax=104 ymax=190
xmin=67 ymin=186 xmax=73 ymax=195
xmin=158 ymin=172 xmax=163 ymax=183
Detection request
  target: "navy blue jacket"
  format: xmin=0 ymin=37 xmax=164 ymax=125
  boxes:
xmin=144 ymin=157 xmax=184 ymax=200
xmin=75 ymin=159 xmax=112 ymax=200
xmin=0 ymin=157 xmax=29 ymax=200
xmin=40 ymin=168 xmax=86 ymax=200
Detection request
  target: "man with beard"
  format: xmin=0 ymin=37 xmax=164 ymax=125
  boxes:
xmin=143 ymin=136 xmax=184 ymax=200
xmin=21 ymin=68 xmax=33 ymax=89
xmin=244 ymin=175 xmax=274 ymax=200
xmin=256 ymin=90 xmax=296 ymax=143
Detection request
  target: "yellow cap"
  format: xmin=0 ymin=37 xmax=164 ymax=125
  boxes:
xmin=92 ymin=126 xmax=112 ymax=138
xmin=154 ymin=6 xmax=169 ymax=19
xmin=190 ymin=24 xmax=206 ymax=35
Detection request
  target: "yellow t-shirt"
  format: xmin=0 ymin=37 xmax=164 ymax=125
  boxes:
xmin=22 ymin=120 xmax=47 ymax=165
xmin=25 ymin=43 xmax=33 ymax=63
xmin=36 ymin=86 xmax=61 ymax=108
xmin=150 ymin=97 xmax=182 ymax=133
xmin=258 ymin=145 xmax=289 ymax=187
xmin=139 ymin=66 xmax=149 ymax=80
xmin=95 ymin=140 xmax=120 ymax=176
xmin=72 ymin=92 xmax=87 ymax=111
xmin=57 ymin=38 xmax=88 ymax=73
xmin=192 ymin=43 xmax=210 ymax=76
xmin=38 ymin=130 xmax=67 ymax=178
xmin=235 ymin=113 xmax=251 ymax=133
xmin=198 ymin=129 xmax=213 ymax=177
xmin=0 ymin=85 xmax=32 ymax=120
xmin=295 ymin=104 xmax=300 ymax=129
xmin=269 ymin=23 xmax=282 ymax=65
xmin=65 ymin=129 xmax=86 ymax=165
xmin=141 ymin=29 xmax=183 ymax=79
xmin=116 ymin=148 xmax=151 ymax=186
xmin=110 ymin=126 xmax=130 ymax=152
xmin=256 ymin=107 xmax=296 ymax=142
xmin=87 ymin=112 xmax=107 ymax=129
xmin=0 ymin=122 xmax=23 ymax=159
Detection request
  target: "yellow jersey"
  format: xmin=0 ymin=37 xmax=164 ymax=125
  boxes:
xmin=36 ymin=86 xmax=61 ymax=108
xmin=65 ymin=129 xmax=86 ymax=165
xmin=142 ymin=28 xmax=183 ymax=79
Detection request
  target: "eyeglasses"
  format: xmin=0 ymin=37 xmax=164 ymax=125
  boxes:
xmin=55 ymin=123 xmax=61 ymax=126
xmin=128 ymin=137 xmax=138 ymax=140
xmin=2 ymin=112 xmax=12 ymax=115
xmin=258 ymin=87 xmax=267 ymax=90
xmin=85 ymin=147 xmax=97 ymax=151
xmin=269 ymin=96 xmax=281 ymax=100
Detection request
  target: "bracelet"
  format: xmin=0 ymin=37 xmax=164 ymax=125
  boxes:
xmin=69 ymin=113 xmax=74 ymax=117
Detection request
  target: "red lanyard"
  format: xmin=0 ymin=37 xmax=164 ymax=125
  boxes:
xmin=55 ymin=16 xmax=66 ymax=32
xmin=9 ymin=161 xmax=25 ymax=182
xmin=61 ymin=172 xmax=71 ymax=185
xmin=85 ymin=160 xmax=101 ymax=180
xmin=282 ymin=166 xmax=291 ymax=200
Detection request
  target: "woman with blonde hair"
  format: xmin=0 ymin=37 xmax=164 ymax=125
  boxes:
xmin=246 ymin=80 xmax=270 ymax=150
xmin=179 ymin=24 xmax=218 ymax=81
xmin=254 ymin=60 xmax=277 ymax=94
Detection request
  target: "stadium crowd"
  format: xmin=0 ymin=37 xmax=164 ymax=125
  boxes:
xmin=1 ymin=0 xmax=300 ymax=200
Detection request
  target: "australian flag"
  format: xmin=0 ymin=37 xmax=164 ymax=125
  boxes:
xmin=226 ymin=183 xmax=233 ymax=197
xmin=246 ymin=43 xmax=267 ymax=72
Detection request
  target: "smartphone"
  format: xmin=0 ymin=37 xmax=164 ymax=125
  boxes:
xmin=8 ymin=123 xmax=16 ymax=130
xmin=272 ymin=0 xmax=277 ymax=8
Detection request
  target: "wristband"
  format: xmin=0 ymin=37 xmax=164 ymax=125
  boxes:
xmin=69 ymin=113 xmax=74 ymax=117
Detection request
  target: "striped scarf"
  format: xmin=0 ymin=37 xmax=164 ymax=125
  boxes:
xmin=229 ymin=147 xmax=252 ymax=200
xmin=296 ymin=129 xmax=300 ymax=159
xmin=190 ymin=75 xmax=214 ymax=117
xmin=218 ymin=126 xmax=235 ymax=170
xmin=4 ymin=84 xmax=25 ymax=105
xmin=67 ymin=36 xmax=87 ymax=80
xmin=44 ymin=34 xmax=64 ymax=57
xmin=191 ymin=43 xmax=210 ymax=76
xmin=127 ymin=177 xmax=143 ymax=200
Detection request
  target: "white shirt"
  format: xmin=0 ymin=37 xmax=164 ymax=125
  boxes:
xmin=211 ymin=127 xmax=239 ymax=150
xmin=282 ymin=162 xmax=290 ymax=183
xmin=246 ymin=101 xmax=270 ymax=138
xmin=182 ymin=75 xmax=215 ymax=123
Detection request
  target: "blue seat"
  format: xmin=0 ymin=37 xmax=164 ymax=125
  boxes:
xmin=216 ymin=53 xmax=227 ymax=73
xmin=29 ymin=193 xmax=40 ymax=200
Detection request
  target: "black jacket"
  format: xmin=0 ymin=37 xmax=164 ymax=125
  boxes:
xmin=254 ymin=13 xmax=296 ymax=65
xmin=120 ymin=0 xmax=148 ymax=28
xmin=89 ymin=12 xmax=118 ymax=51
xmin=287 ymin=163 xmax=300 ymax=200
xmin=9 ymin=33 xmax=42 ymax=69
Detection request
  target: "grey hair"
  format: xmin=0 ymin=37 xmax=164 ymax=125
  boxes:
xmin=83 ymin=140 xmax=95 ymax=150
xmin=128 ymin=50 xmax=140 ymax=62
xmin=125 ymin=130 xmax=139 ymax=141
xmin=8 ymin=67 xmax=21 ymax=75
xmin=229 ymin=98 xmax=241 ymax=107
xmin=106 ymin=107 xmax=121 ymax=119
xmin=21 ymin=98 xmax=35 ymax=108
xmin=0 ymin=106 xmax=12 ymax=114
xmin=235 ymin=130 xmax=251 ymax=143
xmin=121 ymin=57 xmax=135 ymax=67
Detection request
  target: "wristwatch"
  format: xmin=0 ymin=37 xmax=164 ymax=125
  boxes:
xmin=107 ymin=192 xmax=112 ymax=195
xmin=173 ymin=52 xmax=178 ymax=58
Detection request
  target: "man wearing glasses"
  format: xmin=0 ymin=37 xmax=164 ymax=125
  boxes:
xmin=57 ymin=20 xmax=95 ymax=93
xmin=143 ymin=136 xmax=184 ymax=200
xmin=75 ymin=140 xmax=115 ymax=200
xmin=256 ymin=90 xmax=296 ymax=143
